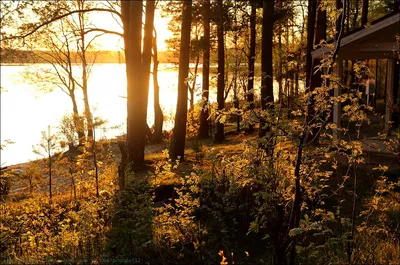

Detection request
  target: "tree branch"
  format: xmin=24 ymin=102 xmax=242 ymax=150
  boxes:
xmin=4 ymin=8 xmax=122 ymax=41
xmin=83 ymin=28 xmax=123 ymax=38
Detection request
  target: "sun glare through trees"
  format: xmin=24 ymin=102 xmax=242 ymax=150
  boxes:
xmin=1 ymin=0 xmax=400 ymax=264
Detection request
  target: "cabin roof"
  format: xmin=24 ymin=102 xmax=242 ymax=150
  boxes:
xmin=312 ymin=11 xmax=400 ymax=60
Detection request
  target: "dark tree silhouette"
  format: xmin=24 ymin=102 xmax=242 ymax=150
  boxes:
xmin=122 ymin=1 xmax=146 ymax=169
xmin=310 ymin=0 xmax=326 ymax=92
xmin=246 ymin=0 xmax=257 ymax=134
xmin=170 ymin=0 xmax=192 ymax=161
xmin=199 ymin=0 xmax=211 ymax=139
xmin=361 ymin=0 xmax=368 ymax=25
xmin=305 ymin=0 xmax=317 ymax=89
xmin=152 ymin=28 xmax=164 ymax=144
xmin=122 ymin=1 xmax=156 ymax=169
xmin=215 ymin=0 xmax=225 ymax=143
xmin=259 ymin=0 xmax=274 ymax=137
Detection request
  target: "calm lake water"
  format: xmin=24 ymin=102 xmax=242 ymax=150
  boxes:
xmin=1 ymin=63 xmax=286 ymax=166
xmin=0 ymin=63 xmax=204 ymax=166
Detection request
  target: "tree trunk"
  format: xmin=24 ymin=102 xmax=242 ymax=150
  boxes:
xmin=170 ymin=0 xmax=192 ymax=161
xmin=199 ymin=0 xmax=211 ymax=139
xmin=93 ymin=125 xmax=99 ymax=198
xmin=246 ymin=0 xmax=256 ymax=134
xmin=215 ymin=0 xmax=225 ymax=143
xmin=346 ymin=0 xmax=351 ymax=33
xmin=153 ymin=29 xmax=164 ymax=144
xmin=336 ymin=0 xmax=343 ymax=42
xmin=70 ymin=92 xmax=85 ymax=146
xmin=190 ymin=53 xmax=200 ymax=114
xmin=285 ymin=21 xmax=290 ymax=113
xmin=278 ymin=1 xmax=283 ymax=105
xmin=118 ymin=141 xmax=127 ymax=190
xmin=259 ymin=0 xmax=274 ymax=137
xmin=353 ymin=0 xmax=359 ymax=28
xmin=81 ymin=44 xmax=93 ymax=140
xmin=305 ymin=0 xmax=316 ymax=89
xmin=233 ymin=1 xmax=240 ymax=134
xmin=70 ymin=168 xmax=76 ymax=201
xmin=361 ymin=0 xmax=368 ymax=26
xmin=29 ymin=178 xmax=33 ymax=194
xmin=77 ymin=1 xmax=93 ymax=139
xmin=66 ymin=38 xmax=85 ymax=145
xmin=121 ymin=1 xmax=146 ymax=169
xmin=307 ymin=0 xmax=326 ymax=144
xmin=49 ymin=159 xmax=52 ymax=201
xmin=310 ymin=0 xmax=326 ymax=93
xmin=47 ymin=126 xmax=52 ymax=201
xmin=143 ymin=0 xmax=156 ymax=143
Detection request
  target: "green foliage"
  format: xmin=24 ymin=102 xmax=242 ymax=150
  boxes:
xmin=20 ymin=161 xmax=43 ymax=194
xmin=0 ymin=174 xmax=11 ymax=202
xmin=106 ymin=168 xmax=153 ymax=262
xmin=0 ymin=195 xmax=113 ymax=264
xmin=58 ymin=114 xmax=82 ymax=149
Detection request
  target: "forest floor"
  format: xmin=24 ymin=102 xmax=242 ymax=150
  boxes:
xmin=5 ymin=129 xmax=250 ymax=198
xmin=5 ymin=124 xmax=399 ymax=204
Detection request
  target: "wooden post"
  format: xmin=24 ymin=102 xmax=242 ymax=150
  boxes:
xmin=385 ymin=58 xmax=394 ymax=135
xmin=333 ymin=58 xmax=343 ymax=139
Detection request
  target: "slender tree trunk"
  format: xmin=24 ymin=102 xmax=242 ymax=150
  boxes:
xmin=246 ymin=0 xmax=256 ymax=134
xmin=361 ymin=0 xmax=368 ymax=26
xmin=121 ymin=1 xmax=146 ymax=169
xmin=47 ymin=126 xmax=52 ymax=201
xmin=142 ymin=0 xmax=156 ymax=143
xmin=233 ymin=0 xmax=240 ymax=133
xmin=336 ymin=0 xmax=343 ymax=42
xmin=153 ymin=29 xmax=164 ymax=144
xmin=294 ymin=25 xmax=300 ymax=98
xmin=66 ymin=38 xmax=85 ymax=145
xmin=346 ymin=0 xmax=351 ymax=33
xmin=290 ymin=26 xmax=295 ymax=114
xmin=29 ymin=178 xmax=33 ymax=194
xmin=70 ymin=168 xmax=76 ymax=201
xmin=353 ymin=0 xmax=359 ymax=28
xmin=215 ymin=0 xmax=225 ymax=143
xmin=77 ymin=1 xmax=93 ymax=139
xmin=285 ymin=21 xmax=290 ymax=113
xmin=199 ymin=0 xmax=211 ymax=139
xmin=81 ymin=50 xmax=92 ymax=140
xmin=170 ymin=0 xmax=192 ymax=161
xmin=259 ymin=0 xmax=274 ymax=137
xmin=307 ymin=0 xmax=326 ymax=144
xmin=48 ymin=158 xmax=52 ymax=201
xmin=278 ymin=1 xmax=283 ymax=104
xmin=310 ymin=0 xmax=326 ymax=92
xmin=71 ymin=92 xmax=85 ymax=146
xmin=190 ymin=53 xmax=200 ymax=114
xmin=118 ymin=141 xmax=127 ymax=190
xmin=288 ymin=135 xmax=305 ymax=265
xmin=93 ymin=124 xmax=99 ymax=198
xmin=305 ymin=0 xmax=316 ymax=89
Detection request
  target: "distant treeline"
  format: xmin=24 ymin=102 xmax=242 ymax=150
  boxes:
xmin=0 ymin=49 xmax=178 ymax=64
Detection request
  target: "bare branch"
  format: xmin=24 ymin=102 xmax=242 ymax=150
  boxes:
xmin=83 ymin=28 xmax=123 ymax=38
xmin=4 ymin=8 xmax=122 ymax=41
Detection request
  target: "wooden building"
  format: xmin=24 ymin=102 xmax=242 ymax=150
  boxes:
xmin=311 ymin=11 xmax=400 ymax=136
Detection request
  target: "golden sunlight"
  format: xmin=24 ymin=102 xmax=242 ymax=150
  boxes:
xmin=90 ymin=8 xmax=171 ymax=51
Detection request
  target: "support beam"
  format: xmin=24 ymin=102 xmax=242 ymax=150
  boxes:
xmin=311 ymin=12 xmax=400 ymax=60
xmin=385 ymin=58 xmax=394 ymax=135
xmin=333 ymin=59 xmax=343 ymax=139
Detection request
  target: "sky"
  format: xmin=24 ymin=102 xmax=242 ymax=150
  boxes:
xmin=90 ymin=7 xmax=172 ymax=51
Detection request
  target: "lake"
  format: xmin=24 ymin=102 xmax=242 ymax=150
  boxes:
xmin=1 ymin=63 xmax=286 ymax=166
xmin=1 ymin=63 xmax=204 ymax=166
